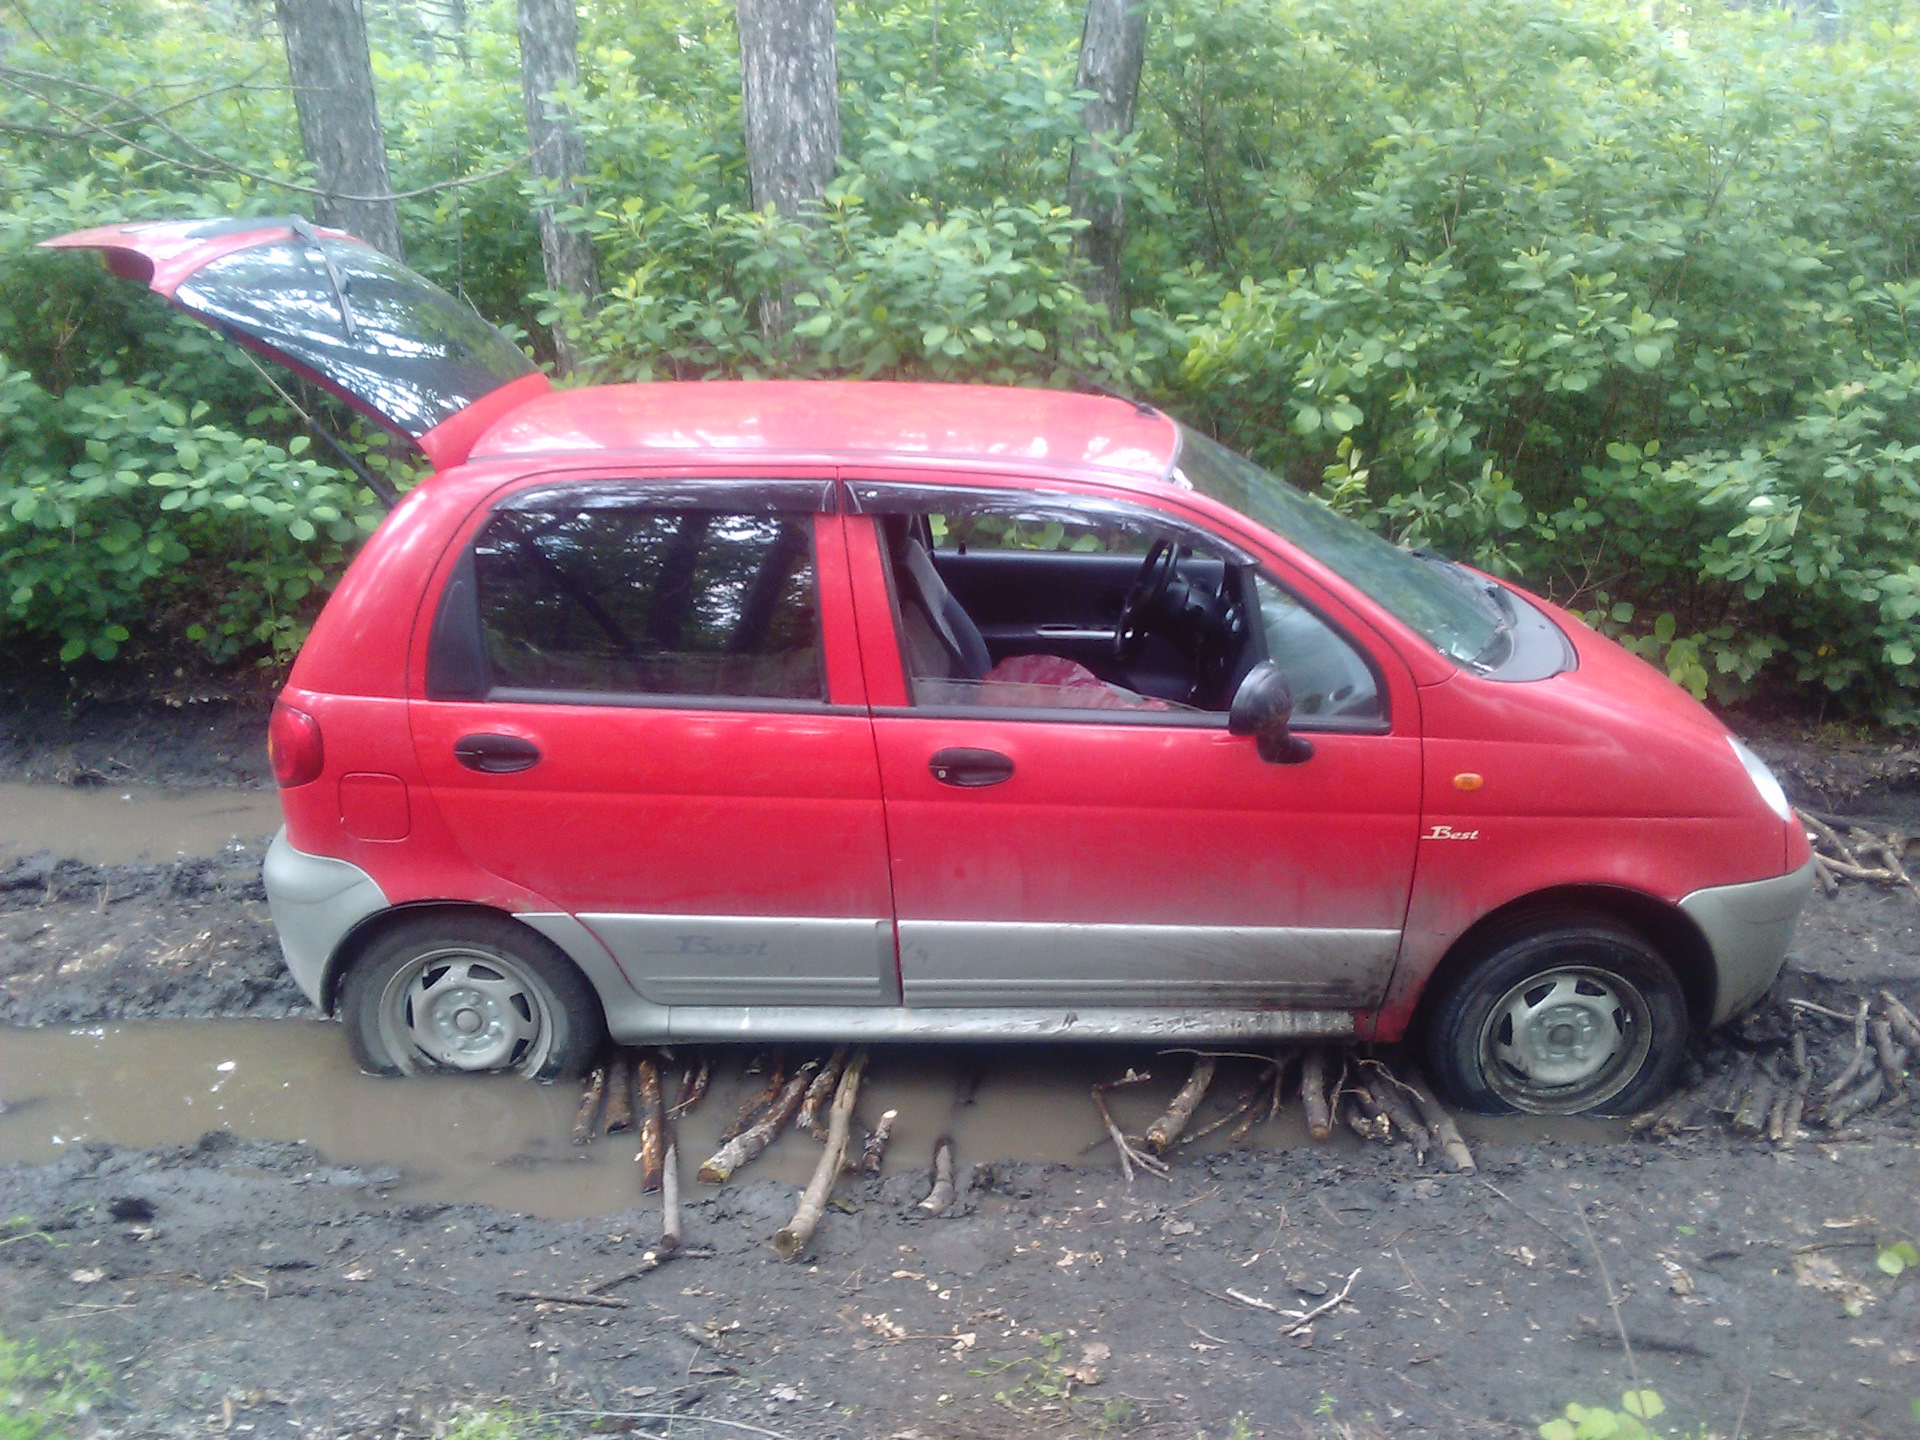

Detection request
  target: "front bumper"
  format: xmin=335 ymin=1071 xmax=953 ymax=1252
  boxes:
xmin=1680 ymin=858 xmax=1817 ymax=1026
xmin=262 ymin=828 xmax=390 ymax=1009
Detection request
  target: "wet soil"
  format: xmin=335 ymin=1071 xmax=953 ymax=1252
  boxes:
xmin=0 ymin=711 xmax=1915 ymax=1437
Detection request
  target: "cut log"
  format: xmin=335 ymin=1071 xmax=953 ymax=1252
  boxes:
xmin=659 ymin=1128 xmax=682 ymax=1255
xmin=571 ymin=1064 xmax=607 ymax=1145
xmin=775 ymin=1051 xmax=868 ymax=1259
xmin=1822 ymin=1001 xmax=1872 ymax=1099
xmin=1823 ymin=1070 xmax=1886 ymax=1130
xmin=719 ymin=1053 xmax=787 ymax=1143
xmin=1731 ymin=1076 xmax=1774 ymax=1135
xmin=1401 ymin=1075 xmax=1476 ymax=1173
xmin=919 ymin=1137 xmax=956 ymax=1214
xmin=604 ymin=1049 xmax=637 ymax=1134
xmin=635 ymin=1055 xmax=665 ymax=1194
xmin=1145 ymin=1056 xmax=1216 ymax=1152
xmin=1791 ymin=1029 xmax=1809 ymax=1076
xmin=1765 ymin=1081 xmax=1791 ymax=1143
xmin=697 ymin=1062 xmax=816 ymax=1183
xmin=862 ymin=1109 xmax=898 ymax=1175
xmin=1881 ymin=990 xmax=1920 ymax=1053
xmin=1344 ymin=1084 xmax=1392 ymax=1143
xmin=1301 ymin=1049 xmax=1332 ymax=1141
xmin=796 ymin=1046 xmax=849 ymax=1141
xmin=1870 ymin=1018 xmax=1908 ymax=1094
xmin=670 ymin=1057 xmax=711 ymax=1120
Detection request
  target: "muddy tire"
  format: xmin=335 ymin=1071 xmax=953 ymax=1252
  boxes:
xmin=1422 ymin=916 xmax=1687 ymax=1116
xmin=341 ymin=912 xmax=604 ymax=1080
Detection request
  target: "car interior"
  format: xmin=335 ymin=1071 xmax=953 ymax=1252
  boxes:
xmin=881 ymin=507 xmax=1385 ymax=724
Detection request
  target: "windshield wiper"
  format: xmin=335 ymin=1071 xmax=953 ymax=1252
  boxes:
xmin=290 ymin=217 xmax=359 ymax=342
xmin=1411 ymin=550 xmax=1514 ymax=671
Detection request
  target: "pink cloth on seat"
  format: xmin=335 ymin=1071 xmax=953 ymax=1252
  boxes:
xmin=978 ymin=654 xmax=1170 ymax=710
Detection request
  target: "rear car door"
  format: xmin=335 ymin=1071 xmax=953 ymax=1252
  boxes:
xmin=844 ymin=478 xmax=1423 ymax=1022
xmin=408 ymin=477 xmax=900 ymax=1007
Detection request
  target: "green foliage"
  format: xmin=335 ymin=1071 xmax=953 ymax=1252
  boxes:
xmin=4 ymin=0 xmax=1920 ymax=716
xmin=0 ymin=1335 xmax=104 ymax=1440
xmin=1539 ymin=1390 xmax=1667 ymax=1440
xmin=1878 ymin=1239 xmax=1920 ymax=1276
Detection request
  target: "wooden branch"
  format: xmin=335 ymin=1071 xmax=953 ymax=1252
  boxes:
xmin=1301 ymin=1049 xmax=1331 ymax=1141
xmin=1823 ymin=1070 xmax=1886 ymax=1130
xmin=1145 ymin=1056 xmax=1215 ymax=1152
xmin=796 ymin=1046 xmax=849 ymax=1141
xmin=862 ymin=1109 xmax=898 ymax=1174
xmin=1090 ymin=1070 xmax=1168 ymax=1182
xmin=660 ymin=1127 xmax=683 ymax=1255
xmin=1361 ymin=1062 xmax=1429 ymax=1159
xmin=1821 ymin=1000 xmax=1873 ymax=1098
xmin=720 ymin=1053 xmax=787 ymax=1144
xmin=635 ymin=1056 xmax=665 ymax=1194
xmin=1731 ymin=1076 xmax=1774 ymax=1135
xmin=1282 ymin=1268 xmax=1362 ymax=1336
xmin=919 ymin=1137 xmax=957 ymax=1213
xmin=776 ymin=1050 xmax=868 ymax=1259
xmin=1871 ymin=1018 xmax=1907 ymax=1095
xmin=1881 ymin=991 xmax=1920 ymax=1053
xmin=571 ymin=1065 xmax=607 ymax=1145
xmin=1344 ymin=1082 xmax=1393 ymax=1143
xmin=604 ymin=1049 xmax=637 ymax=1134
xmin=670 ymin=1057 xmax=712 ymax=1120
xmin=1396 ymin=1074 xmax=1475 ymax=1173
xmin=698 ymin=1062 xmax=816 ymax=1183
xmin=500 ymin=1290 xmax=628 ymax=1309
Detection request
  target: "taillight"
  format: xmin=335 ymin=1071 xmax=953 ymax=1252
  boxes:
xmin=268 ymin=703 xmax=324 ymax=788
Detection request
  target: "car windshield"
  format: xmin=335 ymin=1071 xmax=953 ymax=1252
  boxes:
xmin=1172 ymin=426 xmax=1509 ymax=671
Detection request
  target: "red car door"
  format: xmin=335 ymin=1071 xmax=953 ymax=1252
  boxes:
xmin=407 ymin=477 xmax=900 ymax=1007
xmin=843 ymin=477 xmax=1422 ymax=1022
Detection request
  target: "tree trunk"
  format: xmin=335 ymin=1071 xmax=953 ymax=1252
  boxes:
xmin=274 ymin=0 xmax=404 ymax=260
xmin=735 ymin=0 xmax=840 ymax=335
xmin=1065 ymin=0 xmax=1149 ymax=325
xmin=516 ymin=0 xmax=598 ymax=373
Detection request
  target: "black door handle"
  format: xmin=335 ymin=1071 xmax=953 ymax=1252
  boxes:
xmin=454 ymin=733 xmax=542 ymax=774
xmin=928 ymin=747 xmax=1015 ymax=788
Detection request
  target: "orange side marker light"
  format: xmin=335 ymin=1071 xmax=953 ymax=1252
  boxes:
xmin=1452 ymin=772 xmax=1484 ymax=792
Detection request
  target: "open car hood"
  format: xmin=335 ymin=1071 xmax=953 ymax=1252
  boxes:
xmin=42 ymin=217 xmax=549 ymax=469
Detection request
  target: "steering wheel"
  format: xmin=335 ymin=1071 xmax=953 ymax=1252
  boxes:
xmin=1114 ymin=539 xmax=1184 ymax=659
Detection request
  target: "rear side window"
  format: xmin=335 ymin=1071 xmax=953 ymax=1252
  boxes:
xmin=458 ymin=507 xmax=823 ymax=702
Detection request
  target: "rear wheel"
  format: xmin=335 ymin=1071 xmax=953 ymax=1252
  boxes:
xmin=1422 ymin=917 xmax=1687 ymax=1115
xmin=341 ymin=912 xmax=604 ymax=1080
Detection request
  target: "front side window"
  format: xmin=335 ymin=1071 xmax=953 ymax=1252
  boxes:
xmin=470 ymin=507 xmax=823 ymax=701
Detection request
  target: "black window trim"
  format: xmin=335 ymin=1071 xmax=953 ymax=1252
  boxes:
xmin=426 ymin=477 xmax=837 ymax=709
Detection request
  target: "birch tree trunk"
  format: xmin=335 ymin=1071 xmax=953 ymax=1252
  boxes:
xmin=274 ymin=0 xmax=405 ymax=260
xmin=735 ymin=0 xmax=840 ymax=335
xmin=517 ymin=0 xmax=598 ymax=373
xmin=1065 ymin=0 xmax=1150 ymax=325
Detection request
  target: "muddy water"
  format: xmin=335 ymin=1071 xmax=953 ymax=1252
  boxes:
xmin=0 ymin=1021 xmax=1621 ymax=1221
xmin=0 ymin=782 xmax=282 ymax=865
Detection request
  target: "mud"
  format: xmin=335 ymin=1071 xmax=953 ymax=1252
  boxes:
xmin=0 ymin=711 xmax=1914 ymax=1436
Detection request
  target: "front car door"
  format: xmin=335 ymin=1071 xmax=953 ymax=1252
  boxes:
xmin=843 ymin=476 xmax=1422 ymax=1033
xmin=408 ymin=476 xmax=899 ymax=1008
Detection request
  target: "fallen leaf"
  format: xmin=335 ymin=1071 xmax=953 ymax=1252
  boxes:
xmin=1793 ymin=1252 xmax=1875 ymax=1315
xmin=69 ymin=1268 xmax=105 ymax=1285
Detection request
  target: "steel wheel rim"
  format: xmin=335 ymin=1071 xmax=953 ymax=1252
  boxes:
xmin=1478 ymin=963 xmax=1653 ymax=1114
xmin=375 ymin=944 xmax=554 ymax=1075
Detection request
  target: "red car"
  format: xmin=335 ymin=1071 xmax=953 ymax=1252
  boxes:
xmin=47 ymin=218 xmax=1815 ymax=1115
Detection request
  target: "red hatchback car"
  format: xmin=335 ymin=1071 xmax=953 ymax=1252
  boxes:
xmin=49 ymin=218 xmax=1815 ymax=1115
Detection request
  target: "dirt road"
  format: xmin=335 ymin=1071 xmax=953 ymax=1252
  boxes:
xmin=0 ymin=690 xmax=1916 ymax=1438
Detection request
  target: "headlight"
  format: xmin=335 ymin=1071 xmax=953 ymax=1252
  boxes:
xmin=1728 ymin=736 xmax=1793 ymax=822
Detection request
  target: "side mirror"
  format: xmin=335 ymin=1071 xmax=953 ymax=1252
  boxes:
xmin=1229 ymin=662 xmax=1315 ymax=765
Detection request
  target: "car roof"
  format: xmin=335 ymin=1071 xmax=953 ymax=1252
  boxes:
xmin=464 ymin=380 xmax=1183 ymax=482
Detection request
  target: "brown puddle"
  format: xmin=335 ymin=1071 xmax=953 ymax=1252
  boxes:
xmin=0 ymin=1021 xmax=1622 ymax=1221
xmin=0 ymin=783 xmax=283 ymax=866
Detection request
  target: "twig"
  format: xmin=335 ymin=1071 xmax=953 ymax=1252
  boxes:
xmin=1282 ymin=1268 xmax=1361 ymax=1336
xmin=587 ymin=1248 xmax=714 ymax=1294
xmin=1570 ymin=1197 xmax=1638 ymax=1389
xmin=1480 ymin=1181 xmax=1574 ymax=1250
xmin=1821 ymin=1000 xmax=1872 ymax=1098
xmin=499 ymin=1290 xmax=629 ymax=1309
xmin=1090 ymin=1071 xmax=1169 ymax=1182
xmin=719 ymin=1053 xmax=787 ymax=1144
xmin=1786 ymin=997 xmax=1858 ymax=1024
xmin=669 ymin=1057 xmax=712 ymax=1120
xmin=544 ymin=1410 xmax=792 ymax=1439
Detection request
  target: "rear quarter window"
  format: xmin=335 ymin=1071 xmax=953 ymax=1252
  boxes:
xmin=465 ymin=507 xmax=824 ymax=702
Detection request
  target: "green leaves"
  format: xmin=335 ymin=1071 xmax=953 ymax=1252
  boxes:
xmin=1539 ymin=1391 xmax=1666 ymax=1440
xmin=1876 ymin=1240 xmax=1919 ymax=1276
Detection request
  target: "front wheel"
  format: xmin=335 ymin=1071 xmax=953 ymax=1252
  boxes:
xmin=1422 ymin=918 xmax=1688 ymax=1116
xmin=341 ymin=912 xmax=605 ymax=1080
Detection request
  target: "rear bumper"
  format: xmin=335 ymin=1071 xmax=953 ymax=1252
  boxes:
xmin=262 ymin=828 xmax=389 ymax=1009
xmin=1680 ymin=858 xmax=1816 ymax=1026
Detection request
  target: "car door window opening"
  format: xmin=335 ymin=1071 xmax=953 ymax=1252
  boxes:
xmin=864 ymin=491 xmax=1387 ymax=730
xmin=436 ymin=502 xmax=829 ymax=704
